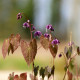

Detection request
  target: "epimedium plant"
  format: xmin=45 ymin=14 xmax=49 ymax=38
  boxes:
xmin=2 ymin=12 xmax=80 ymax=80
xmin=2 ymin=12 xmax=59 ymax=80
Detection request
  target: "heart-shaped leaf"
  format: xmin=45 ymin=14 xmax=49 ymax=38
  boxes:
xmin=2 ymin=39 xmax=10 ymax=58
xmin=49 ymin=44 xmax=58 ymax=58
xmin=32 ymin=39 xmax=37 ymax=59
xmin=21 ymin=40 xmax=34 ymax=66
xmin=30 ymin=74 xmax=38 ymax=80
xmin=40 ymin=35 xmax=49 ymax=50
xmin=20 ymin=73 xmax=27 ymax=80
xmin=14 ymin=75 xmax=19 ymax=80
xmin=10 ymin=34 xmax=21 ymax=53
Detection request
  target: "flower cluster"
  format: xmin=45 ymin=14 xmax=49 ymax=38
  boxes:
xmin=46 ymin=24 xmax=54 ymax=31
xmin=34 ymin=31 xmax=42 ymax=37
xmin=44 ymin=33 xmax=50 ymax=38
xmin=17 ymin=13 xmax=22 ymax=20
xmin=52 ymin=39 xmax=60 ymax=45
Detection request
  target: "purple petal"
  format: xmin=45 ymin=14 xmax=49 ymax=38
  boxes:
xmin=34 ymin=31 xmax=42 ymax=37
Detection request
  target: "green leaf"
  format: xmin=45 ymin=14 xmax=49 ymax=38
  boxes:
xmin=39 ymin=67 xmax=45 ymax=79
xmin=69 ymin=59 xmax=74 ymax=70
xmin=51 ymin=65 xmax=55 ymax=75
xmin=45 ymin=66 xmax=51 ymax=76
xmin=8 ymin=72 xmax=14 ymax=80
xmin=33 ymin=66 xmax=39 ymax=76
xmin=64 ymin=65 xmax=68 ymax=72
xmin=66 ymin=46 xmax=72 ymax=59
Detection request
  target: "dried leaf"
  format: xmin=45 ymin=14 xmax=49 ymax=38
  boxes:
xmin=21 ymin=40 xmax=33 ymax=66
xmin=30 ymin=74 xmax=38 ymax=80
xmin=40 ymin=35 xmax=49 ymax=50
xmin=20 ymin=73 xmax=27 ymax=80
xmin=2 ymin=39 xmax=10 ymax=58
xmin=10 ymin=34 xmax=21 ymax=53
xmin=49 ymin=44 xmax=58 ymax=58
xmin=32 ymin=39 xmax=37 ymax=59
xmin=14 ymin=75 xmax=19 ymax=80
xmin=77 ymin=46 xmax=80 ymax=55
xmin=67 ymin=70 xmax=73 ymax=80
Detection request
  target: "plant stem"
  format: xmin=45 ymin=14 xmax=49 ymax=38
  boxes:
xmin=42 ymin=78 xmax=44 ymax=80
xmin=29 ymin=24 xmax=32 ymax=41
xmin=37 ymin=45 xmax=42 ymax=50
xmin=63 ymin=71 xmax=67 ymax=80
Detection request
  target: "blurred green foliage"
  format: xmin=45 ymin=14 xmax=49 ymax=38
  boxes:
xmin=0 ymin=0 xmax=34 ymax=40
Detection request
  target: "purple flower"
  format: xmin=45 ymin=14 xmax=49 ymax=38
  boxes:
xmin=34 ymin=31 xmax=42 ymax=37
xmin=32 ymin=26 xmax=35 ymax=30
xmin=59 ymin=54 xmax=62 ymax=57
xmin=46 ymin=24 xmax=54 ymax=31
xmin=52 ymin=39 xmax=60 ymax=45
xmin=17 ymin=13 xmax=22 ymax=20
xmin=44 ymin=33 xmax=50 ymax=38
xmin=23 ymin=22 xmax=30 ymax=28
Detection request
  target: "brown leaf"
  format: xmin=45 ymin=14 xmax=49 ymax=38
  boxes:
xmin=30 ymin=74 xmax=38 ymax=80
xmin=32 ymin=39 xmax=37 ymax=60
xmin=14 ymin=75 xmax=19 ymax=80
xmin=49 ymin=44 xmax=58 ymax=58
xmin=67 ymin=70 xmax=73 ymax=80
xmin=40 ymin=35 xmax=49 ymax=50
xmin=10 ymin=34 xmax=21 ymax=53
xmin=20 ymin=73 xmax=27 ymax=80
xmin=21 ymin=40 xmax=33 ymax=66
xmin=2 ymin=39 xmax=10 ymax=58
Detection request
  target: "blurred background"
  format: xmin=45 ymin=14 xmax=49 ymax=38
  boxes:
xmin=0 ymin=0 xmax=80 ymax=80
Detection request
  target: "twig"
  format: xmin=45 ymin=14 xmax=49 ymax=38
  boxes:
xmin=61 ymin=52 xmax=68 ymax=65
xmin=37 ymin=45 xmax=42 ymax=50
xmin=63 ymin=71 xmax=67 ymax=80
xmin=71 ymin=53 xmax=77 ymax=59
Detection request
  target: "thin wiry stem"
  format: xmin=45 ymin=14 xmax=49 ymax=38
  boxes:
xmin=61 ymin=52 xmax=68 ymax=65
xmin=63 ymin=71 xmax=67 ymax=80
